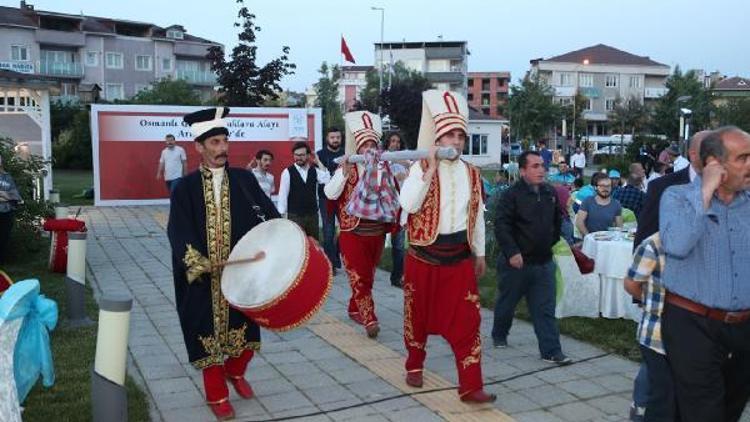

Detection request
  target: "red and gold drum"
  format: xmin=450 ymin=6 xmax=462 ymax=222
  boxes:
xmin=221 ymin=219 xmax=332 ymax=331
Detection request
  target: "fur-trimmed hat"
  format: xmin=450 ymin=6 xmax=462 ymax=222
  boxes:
xmin=416 ymin=90 xmax=468 ymax=150
xmin=344 ymin=111 xmax=382 ymax=156
xmin=183 ymin=107 xmax=230 ymax=142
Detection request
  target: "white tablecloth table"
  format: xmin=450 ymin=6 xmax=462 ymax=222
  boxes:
xmin=581 ymin=232 xmax=640 ymax=321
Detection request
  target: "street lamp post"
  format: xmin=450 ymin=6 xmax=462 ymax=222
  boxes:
xmin=371 ymin=6 xmax=385 ymax=116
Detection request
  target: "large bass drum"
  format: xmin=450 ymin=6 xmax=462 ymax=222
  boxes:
xmin=221 ymin=219 xmax=332 ymax=331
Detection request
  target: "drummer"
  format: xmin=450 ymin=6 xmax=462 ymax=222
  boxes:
xmin=399 ymin=90 xmax=496 ymax=403
xmin=324 ymin=111 xmax=397 ymax=338
xmin=167 ymin=107 xmax=280 ymax=420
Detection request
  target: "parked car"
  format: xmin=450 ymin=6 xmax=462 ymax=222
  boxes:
xmin=592 ymin=145 xmax=624 ymax=156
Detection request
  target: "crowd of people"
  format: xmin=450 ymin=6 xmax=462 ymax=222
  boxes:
xmin=161 ymin=94 xmax=750 ymax=421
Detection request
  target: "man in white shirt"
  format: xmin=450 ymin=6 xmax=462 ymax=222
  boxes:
xmin=277 ymin=139 xmax=330 ymax=239
xmin=569 ymin=147 xmax=586 ymax=178
xmin=156 ymin=134 xmax=187 ymax=192
xmin=399 ymin=90 xmax=495 ymax=403
xmin=246 ymin=149 xmax=275 ymax=199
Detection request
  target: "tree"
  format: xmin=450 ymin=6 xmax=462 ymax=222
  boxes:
xmin=651 ymin=66 xmax=712 ymax=140
xmin=715 ymin=97 xmax=750 ymax=133
xmin=207 ymin=0 xmax=295 ymax=106
xmin=52 ymin=110 xmax=92 ymax=169
xmin=379 ymin=63 xmax=432 ymax=148
xmin=313 ymin=62 xmax=344 ymax=131
xmin=129 ymin=78 xmax=202 ymax=105
xmin=508 ymin=74 xmax=562 ymax=142
xmin=609 ymin=95 xmax=649 ymax=155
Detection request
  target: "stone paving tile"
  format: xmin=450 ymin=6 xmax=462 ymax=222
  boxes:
xmin=513 ymin=410 xmax=567 ymax=422
xmin=85 ymin=206 xmax=654 ymax=421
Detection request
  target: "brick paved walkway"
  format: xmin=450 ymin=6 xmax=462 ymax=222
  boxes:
xmin=84 ymin=205 xmax=646 ymax=421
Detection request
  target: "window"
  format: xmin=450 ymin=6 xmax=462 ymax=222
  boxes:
xmin=11 ymin=45 xmax=29 ymax=61
xmin=105 ymin=52 xmax=123 ymax=69
xmin=135 ymin=55 xmax=152 ymax=71
xmin=85 ymin=51 xmax=98 ymax=67
xmin=496 ymin=77 xmax=506 ymax=87
xmin=161 ymin=58 xmax=173 ymax=71
xmin=105 ymin=83 xmax=124 ymax=101
xmin=467 ymin=93 xmax=474 ymax=102
xmin=629 ymin=75 xmax=641 ymax=88
xmin=584 ymin=98 xmax=593 ymax=111
xmin=579 ymin=73 xmax=594 ymax=87
xmin=467 ymin=78 xmax=474 ymax=88
xmin=605 ymin=98 xmax=616 ymax=111
xmin=605 ymin=74 xmax=618 ymax=87
xmin=481 ymin=78 xmax=490 ymax=91
xmin=559 ymin=72 xmax=572 ymax=86
xmin=61 ymin=83 xmax=77 ymax=96
xmin=463 ymin=134 xmax=488 ymax=156
xmin=134 ymin=84 xmax=150 ymax=93
xmin=167 ymin=29 xmax=184 ymax=39
xmin=481 ymin=93 xmax=490 ymax=106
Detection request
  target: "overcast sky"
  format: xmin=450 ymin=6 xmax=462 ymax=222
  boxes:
xmin=9 ymin=0 xmax=749 ymax=91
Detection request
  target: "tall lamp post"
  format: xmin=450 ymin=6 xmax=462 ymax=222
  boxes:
xmin=371 ymin=6 xmax=385 ymax=116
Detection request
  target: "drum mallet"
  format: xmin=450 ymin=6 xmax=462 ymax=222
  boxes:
xmin=334 ymin=147 xmax=459 ymax=164
xmin=66 ymin=231 xmax=93 ymax=328
xmin=91 ymin=293 xmax=133 ymax=422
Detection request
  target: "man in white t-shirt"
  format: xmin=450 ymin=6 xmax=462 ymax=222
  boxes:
xmin=569 ymin=147 xmax=586 ymax=178
xmin=246 ymin=149 xmax=275 ymax=199
xmin=156 ymin=134 xmax=187 ymax=192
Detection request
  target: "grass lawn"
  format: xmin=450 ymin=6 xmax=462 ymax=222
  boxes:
xmin=379 ymin=245 xmax=640 ymax=361
xmin=2 ymin=234 xmax=149 ymax=421
xmin=53 ymin=169 xmax=93 ymax=207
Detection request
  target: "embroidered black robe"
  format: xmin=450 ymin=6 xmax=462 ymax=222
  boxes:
xmin=167 ymin=165 xmax=280 ymax=369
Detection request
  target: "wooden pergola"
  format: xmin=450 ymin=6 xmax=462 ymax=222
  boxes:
xmin=0 ymin=70 xmax=59 ymax=200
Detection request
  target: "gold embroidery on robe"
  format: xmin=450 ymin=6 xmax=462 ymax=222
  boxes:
xmin=338 ymin=169 xmax=361 ymax=231
xmin=461 ymin=334 xmax=482 ymax=369
xmin=403 ymin=282 xmax=424 ymax=349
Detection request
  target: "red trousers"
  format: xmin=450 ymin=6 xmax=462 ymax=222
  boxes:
xmin=202 ymin=349 xmax=254 ymax=402
xmin=403 ymin=254 xmax=485 ymax=397
xmin=340 ymin=231 xmax=385 ymax=328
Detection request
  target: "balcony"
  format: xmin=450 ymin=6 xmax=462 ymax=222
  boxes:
xmin=644 ymin=87 xmax=668 ymax=99
xmin=425 ymin=71 xmax=464 ymax=84
xmin=176 ymin=69 xmax=217 ymax=86
xmin=38 ymin=60 xmax=83 ymax=78
xmin=36 ymin=29 xmax=85 ymax=47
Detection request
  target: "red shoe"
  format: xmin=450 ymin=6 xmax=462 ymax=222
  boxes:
xmin=207 ymin=399 xmax=235 ymax=420
xmin=460 ymin=389 xmax=497 ymax=403
xmin=227 ymin=376 xmax=254 ymax=399
xmin=405 ymin=371 xmax=423 ymax=388
xmin=365 ymin=322 xmax=380 ymax=338
xmin=349 ymin=312 xmax=364 ymax=325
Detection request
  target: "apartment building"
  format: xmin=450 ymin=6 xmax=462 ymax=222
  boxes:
xmin=338 ymin=65 xmax=372 ymax=112
xmin=712 ymin=76 xmax=750 ymax=107
xmin=530 ymin=44 xmax=670 ymax=136
xmin=0 ymin=1 xmax=221 ymax=102
xmin=374 ymin=41 xmax=468 ymax=96
xmin=467 ymin=71 xmax=510 ymax=118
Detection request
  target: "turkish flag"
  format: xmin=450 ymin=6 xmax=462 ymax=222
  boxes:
xmin=341 ymin=36 xmax=356 ymax=64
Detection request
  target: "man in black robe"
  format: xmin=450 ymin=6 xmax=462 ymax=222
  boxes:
xmin=167 ymin=107 xmax=279 ymax=420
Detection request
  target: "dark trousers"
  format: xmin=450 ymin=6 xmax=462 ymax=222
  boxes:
xmin=662 ymin=302 xmax=750 ymax=422
xmin=288 ymin=212 xmax=320 ymax=241
xmin=318 ymin=197 xmax=340 ymax=268
xmin=390 ymin=228 xmax=405 ymax=283
xmin=640 ymin=345 xmax=678 ymax=422
xmin=0 ymin=211 xmax=13 ymax=263
xmin=165 ymin=178 xmax=180 ymax=193
xmin=492 ymin=258 xmax=563 ymax=358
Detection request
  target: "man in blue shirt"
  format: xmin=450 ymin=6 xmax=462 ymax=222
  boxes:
xmin=538 ymin=141 xmax=552 ymax=170
xmin=660 ymin=126 xmax=750 ymax=422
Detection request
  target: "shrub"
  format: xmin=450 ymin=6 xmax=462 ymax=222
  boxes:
xmin=0 ymin=137 xmax=53 ymax=261
xmin=52 ymin=109 xmax=92 ymax=170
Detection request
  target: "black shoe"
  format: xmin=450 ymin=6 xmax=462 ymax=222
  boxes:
xmin=390 ymin=279 xmax=402 ymax=288
xmin=542 ymin=354 xmax=572 ymax=365
xmin=492 ymin=338 xmax=507 ymax=348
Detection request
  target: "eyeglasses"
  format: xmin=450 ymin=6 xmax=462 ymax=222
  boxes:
xmin=597 ymin=185 xmax=612 ymax=189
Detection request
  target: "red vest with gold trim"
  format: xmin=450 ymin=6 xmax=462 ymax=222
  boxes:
xmin=407 ymin=160 xmax=482 ymax=248
xmin=337 ymin=169 xmax=361 ymax=231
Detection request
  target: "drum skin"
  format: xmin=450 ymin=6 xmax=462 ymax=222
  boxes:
xmin=222 ymin=220 xmax=333 ymax=332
